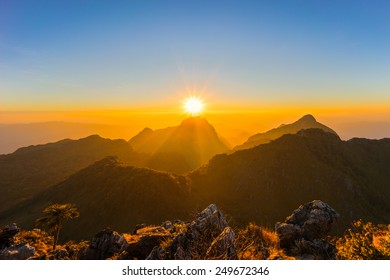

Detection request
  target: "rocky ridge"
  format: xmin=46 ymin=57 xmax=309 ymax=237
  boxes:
xmin=0 ymin=201 xmax=339 ymax=260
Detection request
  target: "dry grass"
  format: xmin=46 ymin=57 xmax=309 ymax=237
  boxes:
xmin=235 ymin=223 xmax=291 ymax=260
xmin=336 ymin=220 xmax=390 ymax=260
xmin=13 ymin=229 xmax=54 ymax=256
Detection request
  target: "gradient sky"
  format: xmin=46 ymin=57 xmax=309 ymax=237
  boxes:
xmin=1 ymin=0 xmax=390 ymax=111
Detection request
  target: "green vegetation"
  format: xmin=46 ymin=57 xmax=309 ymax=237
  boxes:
xmin=336 ymin=220 xmax=390 ymax=260
xmin=35 ymin=204 xmax=80 ymax=250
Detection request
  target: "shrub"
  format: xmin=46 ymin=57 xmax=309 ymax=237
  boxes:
xmin=336 ymin=220 xmax=390 ymax=260
xmin=235 ymin=223 xmax=290 ymax=260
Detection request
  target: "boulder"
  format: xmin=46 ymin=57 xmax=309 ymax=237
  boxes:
xmin=275 ymin=200 xmax=339 ymax=259
xmin=79 ymin=228 xmax=124 ymax=260
xmin=0 ymin=243 xmax=35 ymax=260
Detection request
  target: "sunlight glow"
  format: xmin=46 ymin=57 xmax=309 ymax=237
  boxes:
xmin=183 ymin=97 xmax=204 ymax=116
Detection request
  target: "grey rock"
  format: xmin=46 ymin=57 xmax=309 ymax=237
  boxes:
xmin=158 ymin=204 xmax=230 ymax=259
xmin=80 ymin=228 xmax=124 ymax=260
xmin=188 ymin=204 xmax=228 ymax=241
xmin=206 ymin=226 xmax=237 ymax=260
xmin=0 ymin=243 xmax=35 ymax=260
xmin=275 ymin=200 xmax=339 ymax=259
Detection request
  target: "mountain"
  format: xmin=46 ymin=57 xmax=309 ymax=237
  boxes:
xmin=0 ymin=122 xmax=139 ymax=155
xmin=0 ymin=157 xmax=194 ymax=241
xmin=234 ymin=114 xmax=337 ymax=151
xmin=0 ymin=135 xmax=145 ymax=213
xmin=2 ymin=127 xmax=390 ymax=242
xmin=190 ymin=129 xmax=390 ymax=232
xmin=129 ymin=117 xmax=229 ymax=173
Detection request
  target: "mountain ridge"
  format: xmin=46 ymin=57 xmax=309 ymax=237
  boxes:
xmin=234 ymin=114 xmax=337 ymax=151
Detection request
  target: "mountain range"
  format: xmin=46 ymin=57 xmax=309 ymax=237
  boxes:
xmin=1 ymin=115 xmax=390 ymax=241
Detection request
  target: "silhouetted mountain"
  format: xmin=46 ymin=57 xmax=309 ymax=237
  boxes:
xmin=0 ymin=135 xmax=145 ymax=213
xmin=234 ymin=114 xmax=337 ymax=150
xmin=191 ymin=129 xmax=390 ymax=231
xmin=0 ymin=122 xmax=139 ymax=155
xmin=0 ymin=157 xmax=193 ymax=241
xmin=130 ymin=117 xmax=229 ymax=173
xmin=129 ymin=127 xmax=177 ymax=154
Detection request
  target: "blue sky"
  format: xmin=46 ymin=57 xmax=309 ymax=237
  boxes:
xmin=1 ymin=0 xmax=389 ymax=110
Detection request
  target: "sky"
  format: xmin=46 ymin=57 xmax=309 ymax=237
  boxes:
xmin=1 ymin=0 xmax=389 ymax=112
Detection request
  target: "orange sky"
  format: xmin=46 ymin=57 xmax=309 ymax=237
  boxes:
xmin=1 ymin=104 xmax=390 ymax=148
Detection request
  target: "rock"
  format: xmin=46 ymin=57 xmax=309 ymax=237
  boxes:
xmin=0 ymin=224 xmax=20 ymax=249
xmin=117 ymin=226 xmax=171 ymax=260
xmin=80 ymin=228 xmax=124 ymax=260
xmin=52 ymin=248 xmax=69 ymax=260
xmin=206 ymin=227 xmax=237 ymax=260
xmin=275 ymin=200 xmax=339 ymax=259
xmin=0 ymin=243 xmax=35 ymax=260
xmin=275 ymin=223 xmax=301 ymax=248
xmin=188 ymin=204 xmax=228 ymax=241
xmin=156 ymin=204 xmax=230 ymax=259
xmin=286 ymin=200 xmax=339 ymax=240
xmin=146 ymin=246 xmax=165 ymax=260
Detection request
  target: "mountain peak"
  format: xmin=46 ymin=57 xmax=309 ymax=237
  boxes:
xmin=180 ymin=116 xmax=210 ymax=127
xmin=234 ymin=114 xmax=337 ymax=151
xmin=297 ymin=114 xmax=316 ymax=123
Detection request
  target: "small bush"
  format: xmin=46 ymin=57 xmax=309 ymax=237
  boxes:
xmin=13 ymin=229 xmax=54 ymax=255
xmin=336 ymin=220 xmax=390 ymax=260
xmin=235 ymin=223 xmax=290 ymax=260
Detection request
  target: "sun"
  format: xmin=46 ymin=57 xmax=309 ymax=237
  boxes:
xmin=183 ymin=97 xmax=204 ymax=116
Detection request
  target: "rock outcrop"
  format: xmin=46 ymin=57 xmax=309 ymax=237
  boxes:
xmin=0 ymin=224 xmax=20 ymax=249
xmin=149 ymin=204 xmax=235 ymax=260
xmin=0 ymin=243 xmax=35 ymax=260
xmin=275 ymin=200 xmax=339 ymax=259
xmin=79 ymin=228 xmax=123 ymax=260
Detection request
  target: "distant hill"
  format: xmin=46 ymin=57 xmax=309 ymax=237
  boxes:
xmin=191 ymin=129 xmax=390 ymax=231
xmin=130 ymin=117 xmax=229 ymax=173
xmin=0 ymin=122 xmax=137 ymax=155
xmin=0 ymin=135 xmax=145 ymax=213
xmin=0 ymin=157 xmax=194 ymax=241
xmin=234 ymin=114 xmax=337 ymax=150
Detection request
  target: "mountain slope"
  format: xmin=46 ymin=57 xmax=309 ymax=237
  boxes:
xmin=191 ymin=129 xmax=390 ymax=231
xmin=130 ymin=117 xmax=229 ymax=173
xmin=0 ymin=135 xmax=145 ymax=212
xmin=234 ymin=114 xmax=337 ymax=151
xmin=0 ymin=157 xmax=194 ymax=241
